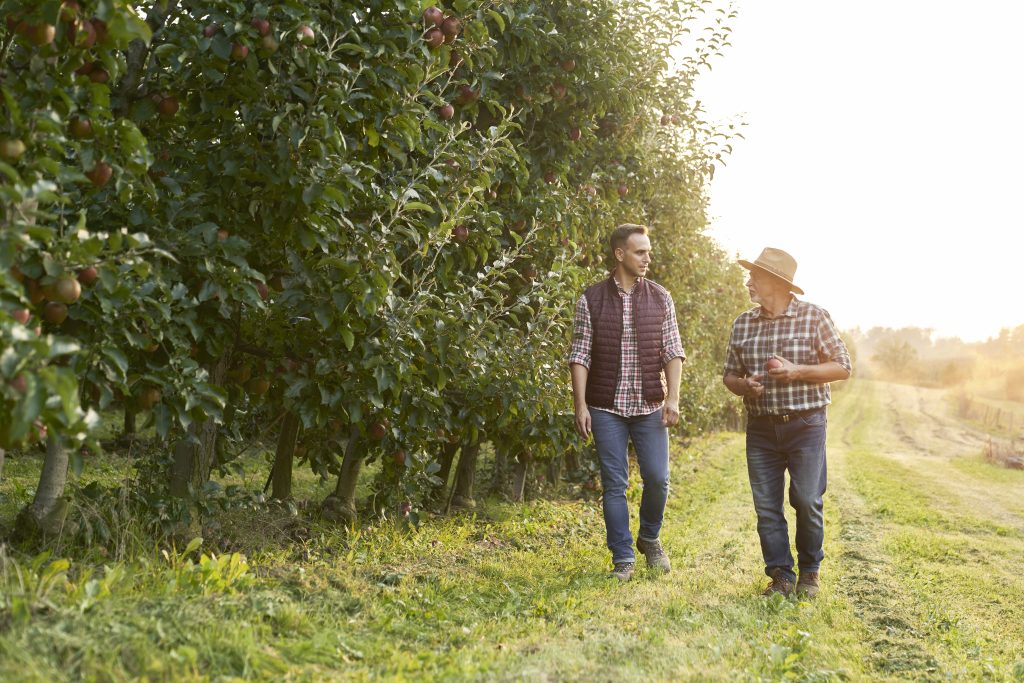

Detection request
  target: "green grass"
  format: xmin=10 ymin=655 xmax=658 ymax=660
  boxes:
xmin=2 ymin=382 xmax=1024 ymax=681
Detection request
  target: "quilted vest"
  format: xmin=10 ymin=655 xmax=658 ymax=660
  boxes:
xmin=584 ymin=276 xmax=668 ymax=409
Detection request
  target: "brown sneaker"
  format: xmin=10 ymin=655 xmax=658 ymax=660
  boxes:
xmin=636 ymin=537 xmax=671 ymax=573
xmin=610 ymin=561 xmax=635 ymax=582
xmin=762 ymin=568 xmax=794 ymax=597
xmin=796 ymin=571 xmax=820 ymax=599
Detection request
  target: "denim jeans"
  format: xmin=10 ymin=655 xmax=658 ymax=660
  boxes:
xmin=746 ymin=408 xmax=828 ymax=584
xmin=590 ymin=408 xmax=670 ymax=564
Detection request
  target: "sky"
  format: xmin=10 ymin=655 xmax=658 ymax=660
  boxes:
xmin=693 ymin=1 xmax=1024 ymax=342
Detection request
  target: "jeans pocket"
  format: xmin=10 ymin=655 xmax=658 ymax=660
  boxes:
xmin=799 ymin=409 xmax=826 ymax=426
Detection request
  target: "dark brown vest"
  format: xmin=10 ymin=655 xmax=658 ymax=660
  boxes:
xmin=584 ymin=277 xmax=669 ymax=409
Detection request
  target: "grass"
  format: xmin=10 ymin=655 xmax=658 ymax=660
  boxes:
xmin=2 ymin=381 xmax=1024 ymax=681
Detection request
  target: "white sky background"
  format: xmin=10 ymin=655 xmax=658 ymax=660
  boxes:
xmin=691 ymin=1 xmax=1024 ymax=342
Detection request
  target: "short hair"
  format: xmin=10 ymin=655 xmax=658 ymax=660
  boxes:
xmin=610 ymin=223 xmax=649 ymax=255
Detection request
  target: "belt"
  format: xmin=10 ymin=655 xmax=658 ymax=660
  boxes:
xmin=749 ymin=408 xmax=823 ymax=424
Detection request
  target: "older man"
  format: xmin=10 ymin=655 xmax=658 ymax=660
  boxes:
xmin=723 ymin=247 xmax=851 ymax=598
xmin=569 ymin=224 xmax=685 ymax=582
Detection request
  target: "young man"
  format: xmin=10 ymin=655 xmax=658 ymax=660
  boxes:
xmin=568 ymin=224 xmax=685 ymax=582
xmin=723 ymin=247 xmax=852 ymax=598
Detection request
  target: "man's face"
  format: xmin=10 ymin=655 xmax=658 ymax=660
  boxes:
xmin=746 ymin=268 xmax=786 ymax=303
xmin=616 ymin=233 xmax=652 ymax=278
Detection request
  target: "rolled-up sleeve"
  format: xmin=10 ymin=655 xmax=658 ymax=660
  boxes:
xmin=723 ymin=320 xmax=745 ymax=377
xmin=568 ymin=295 xmax=592 ymax=368
xmin=661 ymin=293 xmax=686 ymax=365
xmin=815 ymin=309 xmax=852 ymax=373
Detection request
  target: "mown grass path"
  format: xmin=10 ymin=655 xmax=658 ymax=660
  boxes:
xmin=2 ymin=380 xmax=1022 ymax=681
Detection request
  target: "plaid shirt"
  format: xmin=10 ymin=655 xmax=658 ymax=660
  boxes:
xmin=568 ymin=278 xmax=686 ymax=417
xmin=724 ymin=297 xmax=852 ymax=416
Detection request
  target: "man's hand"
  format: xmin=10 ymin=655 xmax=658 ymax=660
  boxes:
xmin=743 ymin=373 xmax=765 ymax=397
xmin=766 ymin=356 xmax=803 ymax=383
xmin=575 ymin=405 xmax=592 ymax=439
xmin=662 ymin=399 xmax=680 ymax=427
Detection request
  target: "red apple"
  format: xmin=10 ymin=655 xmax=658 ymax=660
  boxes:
xmin=88 ymin=67 xmax=109 ymax=84
xmin=86 ymin=162 xmax=112 ymax=188
xmin=437 ymin=103 xmax=455 ymax=120
xmin=12 ymin=308 xmax=31 ymax=324
xmin=26 ymin=279 xmax=45 ymax=305
xmin=157 ymin=96 xmax=179 ymax=116
xmin=511 ymin=219 xmax=526 ymax=233
xmin=369 ymin=421 xmax=388 ymax=441
xmin=60 ymin=2 xmax=81 ymax=22
xmin=560 ymin=59 xmax=576 ymax=72
xmin=617 ymin=183 xmax=628 ymax=198
xmin=10 ymin=374 xmax=28 ymax=394
xmin=69 ymin=117 xmax=93 ymax=139
xmin=53 ymin=276 xmax=82 ymax=304
xmin=29 ymin=24 xmax=56 ymax=46
xmin=568 ymin=126 xmax=581 ymax=142
xmin=393 ymin=450 xmax=407 ymax=466
xmin=544 ymin=171 xmax=557 ymax=184
xmin=43 ymin=301 xmax=68 ymax=324
xmin=216 ymin=229 xmax=229 ymax=242
xmin=456 ymin=85 xmax=479 ymax=104
xmin=424 ymin=27 xmax=444 ymax=48
xmin=452 ymin=224 xmax=469 ymax=242
xmin=296 ymin=25 xmax=315 ymax=45
xmin=203 ymin=22 xmax=219 ymax=37
xmin=670 ymin=114 xmax=680 ymax=125
xmin=765 ymin=357 xmax=784 ymax=371
xmin=423 ymin=7 xmax=444 ymax=27
xmin=258 ymin=34 xmax=278 ymax=55
xmin=91 ymin=18 xmax=107 ymax=42
xmin=68 ymin=18 xmax=96 ymax=49
xmin=400 ymin=501 xmax=412 ymax=515
xmin=74 ymin=60 xmax=95 ymax=76
xmin=137 ymin=387 xmax=162 ymax=410
xmin=551 ymin=82 xmax=566 ymax=100
xmin=251 ymin=18 xmax=270 ymax=36
xmin=255 ymin=281 xmax=269 ymax=301
xmin=230 ymin=43 xmax=249 ymax=61
xmin=660 ymin=114 xmax=670 ymax=126
xmin=441 ymin=16 xmax=461 ymax=41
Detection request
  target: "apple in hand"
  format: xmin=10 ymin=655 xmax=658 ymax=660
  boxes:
xmin=765 ymin=357 xmax=784 ymax=371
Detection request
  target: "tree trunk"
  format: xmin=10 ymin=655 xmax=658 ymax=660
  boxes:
xmin=15 ymin=432 xmax=70 ymax=536
xmin=452 ymin=439 xmax=481 ymax=508
xmin=123 ymin=405 xmax=136 ymax=437
xmin=438 ymin=440 xmax=459 ymax=486
xmin=546 ymin=454 xmax=562 ymax=486
xmin=490 ymin=441 xmax=509 ymax=494
xmin=511 ymin=450 xmax=532 ymax=502
xmin=564 ymin=447 xmax=579 ymax=476
xmin=271 ymin=412 xmax=300 ymax=501
xmin=0 ymin=447 xmax=5 ymax=485
xmin=170 ymin=354 xmax=229 ymax=498
xmin=323 ymin=428 xmax=361 ymax=524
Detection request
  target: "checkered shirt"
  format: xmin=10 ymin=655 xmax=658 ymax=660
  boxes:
xmin=724 ymin=297 xmax=852 ymax=416
xmin=568 ymin=278 xmax=686 ymax=417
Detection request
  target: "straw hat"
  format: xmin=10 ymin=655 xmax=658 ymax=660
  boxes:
xmin=738 ymin=247 xmax=804 ymax=295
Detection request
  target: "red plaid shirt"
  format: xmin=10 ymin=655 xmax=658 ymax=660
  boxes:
xmin=568 ymin=278 xmax=686 ymax=417
xmin=724 ymin=297 xmax=852 ymax=416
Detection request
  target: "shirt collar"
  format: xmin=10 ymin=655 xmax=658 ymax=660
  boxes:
xmin=613 ymin=275 xmax=643 ymax=295
xmin=754 ymin=296 xmax=800 ymax=320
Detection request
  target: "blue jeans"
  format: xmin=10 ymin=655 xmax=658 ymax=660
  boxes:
xmin=746 ymin=408 xmax=828 ymax=584
xmin=590 ymin=408 xmax=670 ymax=564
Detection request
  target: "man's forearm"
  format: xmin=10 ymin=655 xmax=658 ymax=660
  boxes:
xmin=570 ymin=363 xmax=589 ymax=409
xmin=664 ymin=357 xmax=682 ymax=402
xmin=723 ymin=371 xmax=748 ymax=397
xmin=794 ymin=361 xmax=850 ymax=384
